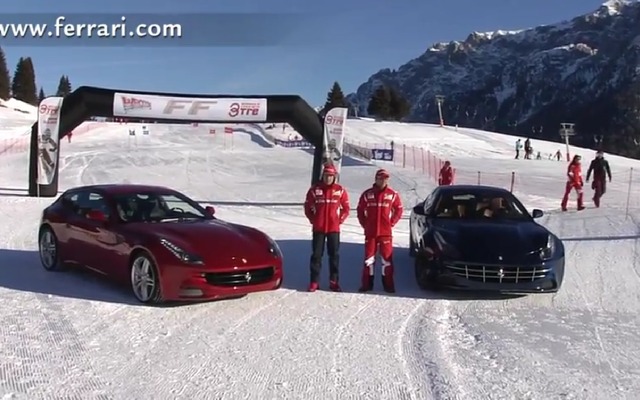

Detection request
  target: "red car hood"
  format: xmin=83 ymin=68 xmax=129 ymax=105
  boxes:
xmin=125 ymin=219 xmax=274 ymax=267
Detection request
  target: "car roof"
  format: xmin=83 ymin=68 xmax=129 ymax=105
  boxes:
xmin=64 ymin=184 xmax=178 ymax=196
xmin=436 ymin=185 xmax=513 ymax=197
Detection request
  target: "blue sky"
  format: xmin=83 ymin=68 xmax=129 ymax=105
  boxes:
xmin=3 ymin=0 xmax=607 ymax=106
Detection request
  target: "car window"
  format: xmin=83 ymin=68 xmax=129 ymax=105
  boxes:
xmin=114 ymin=192 xmax=207 ymax=223
xmin=60 ymin=192 xmax=79 ymax=211
xmin=423 ymin=193 xmax=435 ymax=213
xmin=75 ymin=191 xmax=111 ymax=219
xmin=431 ymin=192 xmax=530 ymax=220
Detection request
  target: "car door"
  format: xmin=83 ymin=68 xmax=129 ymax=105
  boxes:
xmin=50 ymin=191 xmax=83 ymax=264
xmin=70 ymin=191 xmax=121 ymax=275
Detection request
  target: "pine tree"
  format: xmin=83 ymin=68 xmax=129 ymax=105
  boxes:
xmin=12 ymin=57 xmax=37 ymax=105
xmin=38 ymin=87 xmax=45 ymax=103
xmin=389 ymin=88 xmax=411 ymax=121
xmin=367 ymin=86 xmax=392 ymax=120
xmin=321 ymin=81 xmax=348 ymax=114
xmin=55 ymin=75 xmax=72 ymax=97
xmin=11 ymin=57 xmax=25 ymax=102
xmin=0 ymin=46 xmax=10 ymax=100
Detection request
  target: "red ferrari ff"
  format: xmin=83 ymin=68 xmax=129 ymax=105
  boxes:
xmin=37 ymin=184 xmax=283 ymax=304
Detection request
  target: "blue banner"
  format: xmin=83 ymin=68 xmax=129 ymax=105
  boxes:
xmin=371 ymin=148 xmax=394 ymax=161
xmin=274 ymin=139 xmax=312 ymax=148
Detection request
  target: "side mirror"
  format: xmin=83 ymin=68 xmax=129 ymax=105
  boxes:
xmin=532 ymin=209 xmax=544 ymax=219
xmin=86 ymin=210 xmax=107 ymax=222
xmin=412 ymin=204 xmax=425 ymax=215
xmin=205 ymin=205 xmax=216 ymax=216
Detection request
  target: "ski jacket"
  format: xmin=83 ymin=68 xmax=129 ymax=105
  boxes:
xmin=439 ymin=166 xmax=454 ymax=185
xmin=356 ymin=185 xmax=403 ymax=238
xmin=586 ymin=158 xmax=611 ymax=181
xmin=567 ymin=162 xmax=583 ymax=186
xmin=304 ymin=182 xmax=350 ymax=233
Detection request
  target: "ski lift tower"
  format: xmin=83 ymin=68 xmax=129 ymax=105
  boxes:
xmin=559 ymin=122 xmax=576 ymax=162
xmin=435 ymin=95 xmax=445 ymax=127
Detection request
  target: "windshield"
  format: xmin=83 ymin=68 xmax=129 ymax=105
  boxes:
xmin=114 ymin=192 xmax=208 ymax=222
xmin=430 ymin=192 xmax=530 ymax=220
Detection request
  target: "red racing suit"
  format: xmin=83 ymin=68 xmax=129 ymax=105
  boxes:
xmin=439 ymin=166 xmax=454 ymax=185
xmin=356 ymin=184 xmax=403 ymax=288
xmin=304 ymin=182 xmax=350 ymax=233
xmin=561 ymin=161 xmax=584 ymax=210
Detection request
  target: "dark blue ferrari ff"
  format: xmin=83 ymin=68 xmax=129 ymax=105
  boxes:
xmin=409 ymin=185 xmax=565 ymax=293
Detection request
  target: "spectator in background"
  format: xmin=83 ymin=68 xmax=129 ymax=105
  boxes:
xmin=586 ymin=150 xmax=612 ymax=208
xmin=524 ymin=138 xmax=532 ymax=159
xmin=561 ymin=154 xmax=585 ymax=211
xmin=515 ymin=139 xmax=523 ymax=159
xmin=438 ymin=161 xmax=454 ymax=185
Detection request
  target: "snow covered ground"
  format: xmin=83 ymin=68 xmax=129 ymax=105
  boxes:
xmin=0 ymin=116 xmax=639 ymax=400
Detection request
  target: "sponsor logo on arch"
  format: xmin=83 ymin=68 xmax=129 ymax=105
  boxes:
xmin=113 ymin=92 xmax=267 ymax=121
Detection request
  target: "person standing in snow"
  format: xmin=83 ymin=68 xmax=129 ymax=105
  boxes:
xmin=438 ymin=161 xmax=454 ymax=185
xmin=561 ymin=154 xmax=585 ymax=211
xmin=356 ymin=169 xmax=403 ymax=293
xmin=586 ymin=150 xmax=612 ymax=208
xmin=515 ymin=139 xmax=523 ymax=159
xmin=303 ymin=164 xmax=350 ymax=292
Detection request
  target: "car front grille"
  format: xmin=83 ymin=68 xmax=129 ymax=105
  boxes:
xmin=205 ymin=266 xmax=275 ymax=286
xmin=445 ymin=263 xmax=550 ymax=284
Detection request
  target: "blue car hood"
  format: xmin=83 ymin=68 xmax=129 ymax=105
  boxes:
xmin=431 ymin=219 xmax=550 ymax=264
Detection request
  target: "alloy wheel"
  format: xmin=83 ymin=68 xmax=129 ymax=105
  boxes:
xmin=130 ymin=255 xmax=158 ymax=303
xmin=39 ymin=228 xmax=58 ymax=270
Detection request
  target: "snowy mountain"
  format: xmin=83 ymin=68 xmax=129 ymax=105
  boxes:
xmin=346 ymin=0 xmax=640 ymax=147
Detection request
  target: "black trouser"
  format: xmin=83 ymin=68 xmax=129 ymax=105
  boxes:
xmin=310 ymin=232 xmax=340 ymax=283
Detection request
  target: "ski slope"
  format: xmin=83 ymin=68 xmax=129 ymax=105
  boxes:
xmin=0 ymin=117 xmax=639 ymax=400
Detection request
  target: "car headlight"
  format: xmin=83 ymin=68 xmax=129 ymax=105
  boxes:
xmin=539 ymin=235 xmax=556 ymax=260
xmin=267 ymin=236 xmax=282 ymax=258
xmin=160 ymin=238 xmax=204 ymax=265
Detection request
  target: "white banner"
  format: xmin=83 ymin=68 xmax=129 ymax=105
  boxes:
xmin=322 ymin=107 xmax=348 ymax=177
xmin=112 ymin=92 xmax=267 ymax=122
xmin=37 ymin=97 xmax=63 ymax=185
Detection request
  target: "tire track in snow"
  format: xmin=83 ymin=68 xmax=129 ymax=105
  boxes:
xmin=104 ymin=290 xmax=295 ymax=400
xmin=563 ymin=215 xmax=631 ymax=394
xmin=395 ymin=300 xmax=428 ymax=400
xmin=0 ymin=212 xmax=112 ymax=399
xmin=331 ymin=297 xmax=379 ymax=400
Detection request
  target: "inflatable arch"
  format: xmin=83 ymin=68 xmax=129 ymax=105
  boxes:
xmin=28 ymin=86 xmax=325 ymax=197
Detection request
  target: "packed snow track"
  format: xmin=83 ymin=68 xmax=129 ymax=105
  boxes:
xmin=0 ymin=122 xmax=638 ymax=400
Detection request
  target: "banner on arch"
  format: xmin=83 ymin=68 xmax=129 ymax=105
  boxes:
xmin=36 ymin=96 xmax=64 ymax=185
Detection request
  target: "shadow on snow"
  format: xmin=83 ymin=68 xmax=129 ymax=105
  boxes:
xmin=276 ymin=239 xmax=523 ymax=301
xmin=232 ymin=127 xmax=274 ymax=148
xmin=0 ymin=239 xmax=520 ymax=307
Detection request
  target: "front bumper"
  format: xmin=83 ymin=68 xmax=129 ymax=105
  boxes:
xmin=160 ymin=262 xmax=284 ymax=301
xmin=428 ymin=259 xmax=563 ymax=293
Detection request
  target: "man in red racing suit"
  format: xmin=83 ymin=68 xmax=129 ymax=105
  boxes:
xmin=561 ymin=154 xmax=585 ymax=211
xmin=356 ymin=168 xmax=403 ymax=293
xmin=438 ymin=161 xmax=454 ymax=185
xmin=304 ymin=164 xmax=350 ymax=292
